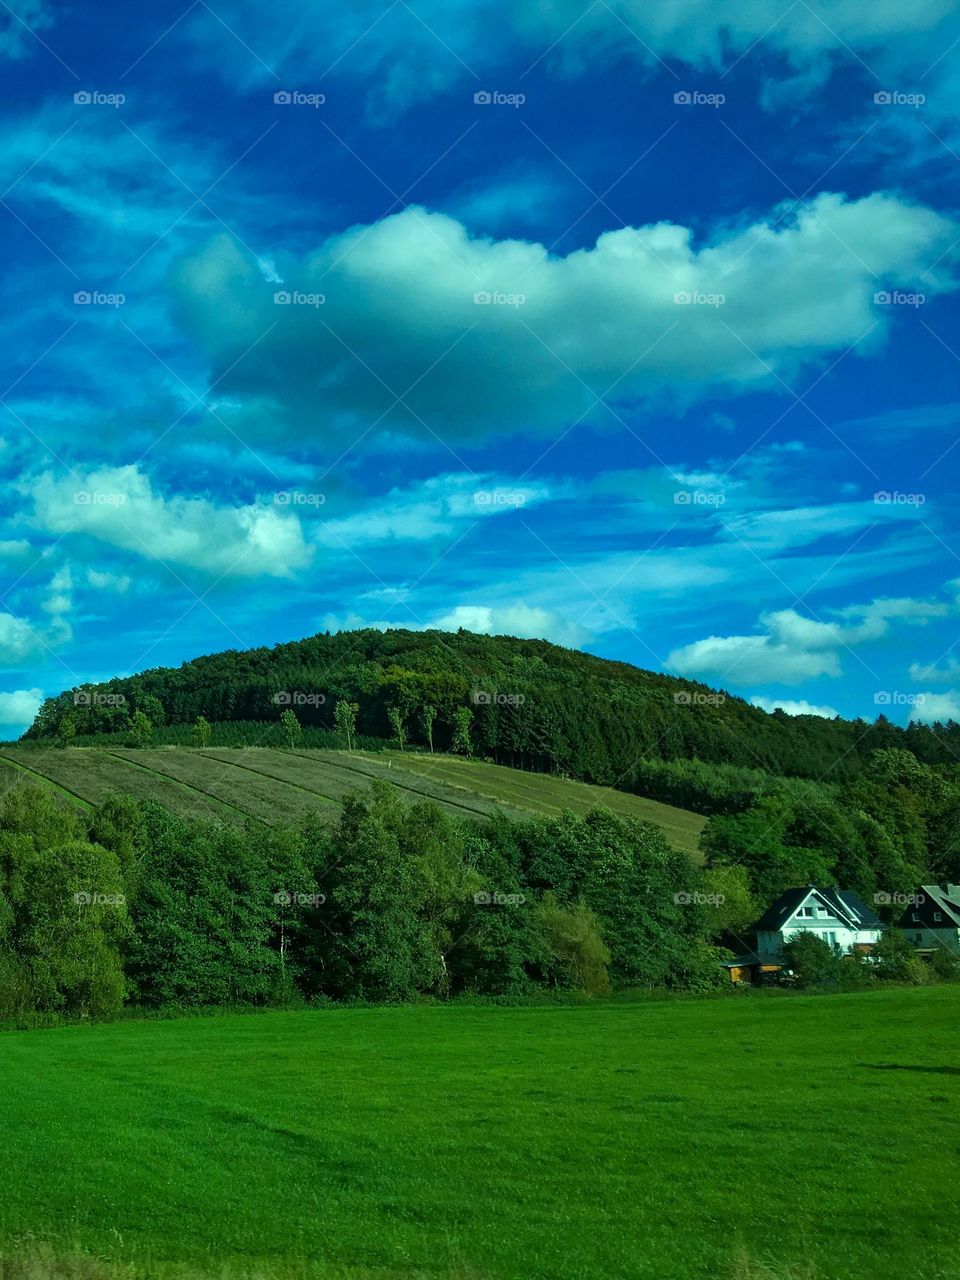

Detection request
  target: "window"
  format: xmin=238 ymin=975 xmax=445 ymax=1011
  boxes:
xmin=934 ymin=912 xmax=942 ymax=922
xmin=800 ymin=906 xmax=815 ymax=918
xmin=915 ymin=933 xmax=923 ymax=944
xmin=911 ymin=913 xmax=920 ymax=922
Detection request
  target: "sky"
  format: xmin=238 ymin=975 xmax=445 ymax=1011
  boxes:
xmin=1 ymin=0 xmax=960 ymax=736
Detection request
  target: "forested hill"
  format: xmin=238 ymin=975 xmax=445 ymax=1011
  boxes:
xmin=24 ymin=627 xmax=959 ymax=787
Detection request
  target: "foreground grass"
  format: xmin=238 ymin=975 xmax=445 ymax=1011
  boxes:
xmin=1 ymin=988 xmax=958 ymax=1280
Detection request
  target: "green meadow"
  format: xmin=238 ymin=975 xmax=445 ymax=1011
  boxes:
xmin=1 ymin=986 xmax=958 ymax=1280
xmin=0 ymin=746 xmax=706 ymax=855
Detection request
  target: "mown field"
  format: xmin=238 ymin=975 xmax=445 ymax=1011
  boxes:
xmin=0 ymin=745 xmax=705 ymax=854
xmin=0 ymin=987 xmax=958 ymax=1280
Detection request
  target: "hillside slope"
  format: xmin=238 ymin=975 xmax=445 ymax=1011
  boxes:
xmin=23 ymin=627 xmax=960 ymax=788
xmin=0 ymin=746 xmax=706 ymax=855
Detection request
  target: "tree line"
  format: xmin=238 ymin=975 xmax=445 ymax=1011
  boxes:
xmin=0 ymin=781 xmax=734 ymax=1023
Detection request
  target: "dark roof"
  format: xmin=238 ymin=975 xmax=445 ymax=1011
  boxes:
xmin=898 ymin=886 xmax=960 ymax=928
xmin=752 ymin=886 xmax=882 ymax=933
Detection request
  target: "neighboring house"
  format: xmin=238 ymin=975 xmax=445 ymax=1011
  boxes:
xmin=898 ymin=885 xmax=960 ymax=955
xmin=723 ymin=886 xmax=882 ymax=983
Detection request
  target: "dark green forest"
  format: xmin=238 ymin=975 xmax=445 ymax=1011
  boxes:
xmin=0 ymin=782 xmax=731 ymax=1021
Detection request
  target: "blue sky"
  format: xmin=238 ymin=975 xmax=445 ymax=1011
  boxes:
xmin=1 ymin=0 xmax=960 ymax=735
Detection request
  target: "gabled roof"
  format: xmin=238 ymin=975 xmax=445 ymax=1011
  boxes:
xmin=753 ymin=886 xmax=882 ymax=933
xmin=917 ymin=886 xmax=960 ymax=927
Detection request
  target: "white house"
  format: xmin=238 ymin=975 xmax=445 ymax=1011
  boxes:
xmin=898 ymin=885 xmax=960 ymax=955
xmin=753 ymin=886 xmax=883 ymax=963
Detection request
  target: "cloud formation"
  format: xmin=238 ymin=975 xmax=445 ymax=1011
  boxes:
xmin=170 ymin=195 xmax=956 ymax=445
xmin=668 ymin=596 xmax=952 ymax=687
xmin=25 ymin=465 xmax=312 ymax=579
xmin=182 ymin=0 xmax=957 ymax=117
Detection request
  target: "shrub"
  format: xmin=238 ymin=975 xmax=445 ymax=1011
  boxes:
xmin=779 ymin=932 xmax=842 ymax=988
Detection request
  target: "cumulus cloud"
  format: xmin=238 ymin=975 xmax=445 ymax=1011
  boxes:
xmin=669 ymin=596 xmax=952 ymax=686
xmin=318 ymin=602 xmax=586 ymax=646
xmin=25 ymin=465 xmax=312 ymax=578
xmin=910 ymin=691 xmax=960 ymax=724
xmin=0 ymin=687 xmax=43 ymax=729
xmin=750 ymin=696 xmax=840 ymax=718
xmin=669 ymin=627 xmax=841 ymax=686
xmin=0 ymin=612 xmax=44 ymax=664
xmin=432 ymin=602 xmax=585 ymax=645
xmin=169 ymin=195 xmax=956 ymax=444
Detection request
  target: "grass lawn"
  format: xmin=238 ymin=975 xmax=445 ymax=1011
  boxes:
xmin=1 ymin=987 xmax=958 ymax=1280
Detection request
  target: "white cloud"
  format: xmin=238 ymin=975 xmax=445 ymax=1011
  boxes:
xmin=433 ymin=602 xmax=585 ymax=645
xmin=317 ymin=473 xmax=557 ymax=548
xmin=0 ymin=613 xmax=43 ymax=664
xmin=0 ymin=687 xmax=43 ymax=729
xmin=318 ymin=602 xmax=587 ymax=647
xmin=86 ymin=569 xmax=131 ymax=593
xmin=170 ymin=194 xmax=957 ymax=443
xmin=183 ymin=1 xmax=956 ymax=117
xmin=750 ymin=696 xmax=840 ymax=718
xmin=909 ymin=657 xmax=960 ymax=684
xmin=910 ymin=691 xmax=960 ymax=724
xmin=25 ymin=465 xmax=312 ymax=578
xmin=669 ymin=628 xmax=842 ymax=685
xmin=669 ymin=595 xmax=953 ymax=687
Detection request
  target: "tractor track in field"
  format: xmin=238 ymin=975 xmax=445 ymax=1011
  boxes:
xmin=104 ymin=751 xmax=257 ymax=823
xmin=284 ymin=749 xmax=517 ymax=819
xmin=0 ymin=752 xmax=94 ymax=808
